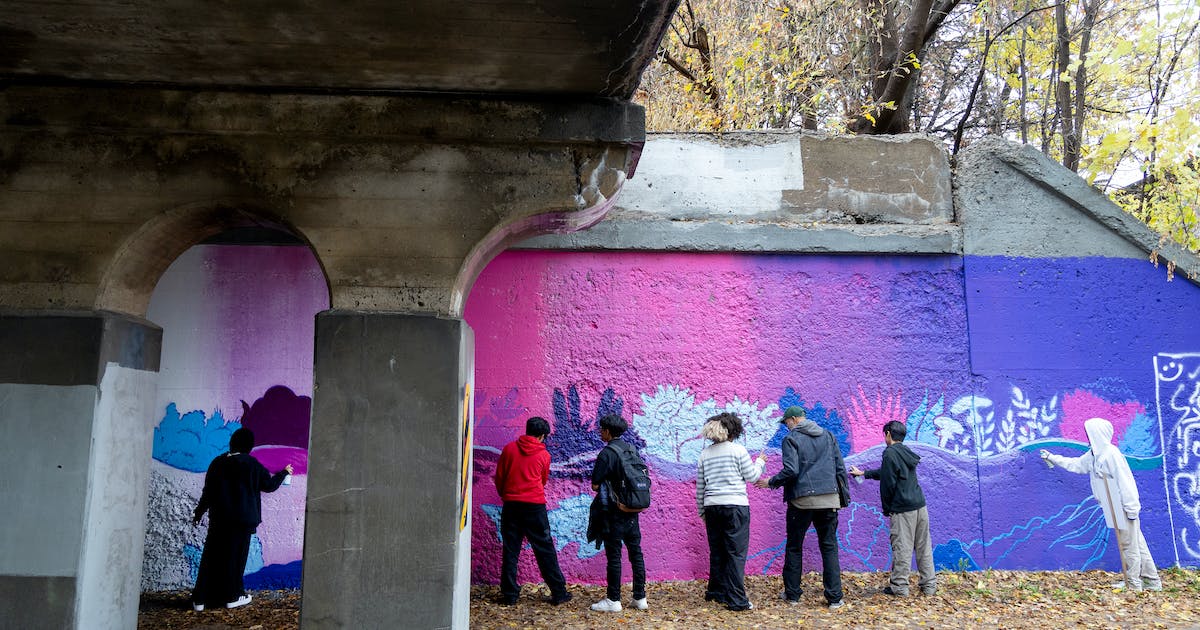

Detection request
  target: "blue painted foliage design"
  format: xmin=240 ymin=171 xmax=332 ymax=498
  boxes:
xmin=776 ymin=387 xmax=850 ymax=456
xmin=153 ymin=403 xmax=241 ymax=473
xmin=549 ymin=384 xmax=644 ymax=477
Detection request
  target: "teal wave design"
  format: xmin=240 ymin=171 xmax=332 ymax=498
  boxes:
xmin=1016 ymin=439 xmax=1163 ymax=470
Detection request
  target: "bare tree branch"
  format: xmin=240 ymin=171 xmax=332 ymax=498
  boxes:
xmin=953 ymin=3 xmax=1058 ymax=154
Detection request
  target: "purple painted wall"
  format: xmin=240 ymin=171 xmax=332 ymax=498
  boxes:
xmin=139 ymin=244 xmax=1200 ymax=592
xmin=464 ymin=250 xmax=1200 ymax=586
xmin=142 ymin=244 xmax=327 ymax=591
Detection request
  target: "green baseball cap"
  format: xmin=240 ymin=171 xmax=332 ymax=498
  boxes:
xmin=781 ymin=405 xmax=806 ymax=423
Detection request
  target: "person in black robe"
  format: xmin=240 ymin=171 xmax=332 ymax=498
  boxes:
xmin=191 ymin=428 xmax=292 ymax=611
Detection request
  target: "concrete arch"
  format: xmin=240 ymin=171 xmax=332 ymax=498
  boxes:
xmin=96 ymin=200 xmax=331 ymax=317
xmin=451 ymin=147 xmax=632 ymax=315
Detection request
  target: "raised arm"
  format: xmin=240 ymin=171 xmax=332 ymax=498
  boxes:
xmin=1040 ymin=449 xmax=1094 ymax=475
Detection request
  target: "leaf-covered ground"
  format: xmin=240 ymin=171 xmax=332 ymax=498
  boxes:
xmin=139 ymin=568 xmax=1200 ymax=629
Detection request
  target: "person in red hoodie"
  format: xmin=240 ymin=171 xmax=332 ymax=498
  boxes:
xmin=494 ymin=416 xmax=573 ymax=606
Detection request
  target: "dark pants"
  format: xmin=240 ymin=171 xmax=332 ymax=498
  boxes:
xmin=603 ymin=512 xmax=646 ymax=602
xmin=192 ymin=521 xmax=252 ymax=607
xmin=783 ymin=505 xmax=843 ymax=603
xmin=704 ymin=505 xmax=751 ymax=608
xmin=499 ymin=501 xmax=569 ymax=600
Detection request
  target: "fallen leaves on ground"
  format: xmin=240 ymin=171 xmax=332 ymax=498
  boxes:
xmin=138 ymin=590 xmax=300 ymax=630
xmin=139 ymin=568 xmax=1200 ymax=629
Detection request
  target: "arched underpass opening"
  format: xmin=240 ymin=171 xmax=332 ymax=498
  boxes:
xmin=138 ymin=226 xmax=328 ymax=607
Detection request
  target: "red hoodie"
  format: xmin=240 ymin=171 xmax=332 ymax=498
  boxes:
xmin=494 ymin=434 xmax=551 ymax=504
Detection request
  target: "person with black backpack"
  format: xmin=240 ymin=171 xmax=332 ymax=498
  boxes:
xmin=589 ymin=414 xmax=649 ymax=612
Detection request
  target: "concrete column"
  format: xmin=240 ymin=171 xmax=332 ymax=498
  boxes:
xmin=0 ymin=311 xmax=161 ymax=629
xmin=303 ymin=312 xmax=474 ymax=630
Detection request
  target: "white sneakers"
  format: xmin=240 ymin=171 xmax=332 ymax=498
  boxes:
xmin=590 ymin=598 xmax=622 ymax=612
xmin=1112 ymin=580 xmax=1163 ymax=592
xmin=591 ymin=597 xmax=648 ymax=612
xmin=226 ymin=594 xmax=252 ymax=609
xmin=192 ymin=603 xmax=204 ymax=612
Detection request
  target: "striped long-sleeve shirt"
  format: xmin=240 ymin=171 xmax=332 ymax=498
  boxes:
xmin=696 ymin=441 xmax=764 ymax=516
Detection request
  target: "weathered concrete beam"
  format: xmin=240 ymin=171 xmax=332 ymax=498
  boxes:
xmin=0 ymin=1 xmax=681 ymax=99
xmin=0 ymin=85 xmax=642 ymax=317
xmin=515 ymin=220 xmax=961 ymax=254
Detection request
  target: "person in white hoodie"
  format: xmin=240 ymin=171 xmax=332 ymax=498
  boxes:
xmin=1041 ymin=417 xmax=1162 ymax=592
xmin=696 ymin=412 xmax=766 ymax=611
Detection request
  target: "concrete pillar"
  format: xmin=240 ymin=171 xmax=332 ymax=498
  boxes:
xmin=0 ymin=311 xmax=161 ymax=629
xmin=303 ymin=312 xmax=474 ymax=629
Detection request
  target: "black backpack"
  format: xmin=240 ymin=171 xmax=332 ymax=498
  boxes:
xmin=604 ymin=440 xmax=652 ymax=513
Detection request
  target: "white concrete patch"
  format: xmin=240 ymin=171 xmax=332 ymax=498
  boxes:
xmin=620 ymin=137 xmax=804 ymax=216
xmin=76 ymin=364 xmax=158 ymax=630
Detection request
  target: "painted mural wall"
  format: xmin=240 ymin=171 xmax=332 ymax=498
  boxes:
xmin=138 ymin=243 xmax=1200 ymax=592
xmin=141 ymin=244 xmax=327 ymax=591
xmin=464 ymin=250 xmax=1200 ymax=586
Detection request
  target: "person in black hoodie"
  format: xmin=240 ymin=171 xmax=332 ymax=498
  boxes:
xmin=191 ymin=428 xmax=292 ymax=611
xmin=849 ymin=420 xmax=936 ymax=597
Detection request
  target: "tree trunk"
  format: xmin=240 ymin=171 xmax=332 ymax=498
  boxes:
xmin=849 ymin=0 xmax=941 ymax=133
xmin=1019 ymin=26 xmax=1029 ymax=144
xmin=1054 ymin=0 xmax=1079 ymax=171
xmin=1070 ymin=0 xmax=1099 ymax=170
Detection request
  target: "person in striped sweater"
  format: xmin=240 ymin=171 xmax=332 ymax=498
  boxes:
xmin=696 ymin=412 xmax=766 ymax=611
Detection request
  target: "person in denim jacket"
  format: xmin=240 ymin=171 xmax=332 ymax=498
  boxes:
xmin=755 ymin=406 xmax=847 ymax=610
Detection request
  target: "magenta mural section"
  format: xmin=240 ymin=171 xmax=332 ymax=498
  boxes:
xmin=141 ymin=244 xmax=327 ymax=591
xmin=464 ymin=250 xmax=1200 ymax=587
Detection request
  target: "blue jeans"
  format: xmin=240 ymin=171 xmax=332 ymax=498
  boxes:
xmin=783 ymin=505 xmax=843 ymax=603
xmin=603 ymin=512 xmax=646 ymax=601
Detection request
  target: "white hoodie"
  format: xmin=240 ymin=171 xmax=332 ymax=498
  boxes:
xmin=1044 ymin=417 xmax=1140 ymax=531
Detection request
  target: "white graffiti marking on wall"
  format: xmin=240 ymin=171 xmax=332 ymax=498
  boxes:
xmin=937 ymin=389 xmax=1058 ymax=458
xmin=1156 ymin=352 xmax=1200 ymax=560
xmin=634 ymin=385 xmax=778 ymax=465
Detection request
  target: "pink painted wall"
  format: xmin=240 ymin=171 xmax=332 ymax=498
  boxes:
xmin=139 ymin=243 xmax=1200 ymax=592
xmin=464 ymin=250 xmax=973 ymax=584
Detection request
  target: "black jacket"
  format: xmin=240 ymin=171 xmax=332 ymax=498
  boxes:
xmin=768 ymin=420 xmax=847 ymax=502
xmin=864 ymin=442 xmax=927 ymax=516
xmin=196 ymin=452 xmax=287 ymax=532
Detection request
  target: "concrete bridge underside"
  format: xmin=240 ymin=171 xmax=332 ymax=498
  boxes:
xmin=0 ymin=3 xmax=677 ymax=628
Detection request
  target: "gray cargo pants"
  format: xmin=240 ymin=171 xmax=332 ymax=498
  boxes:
xmin=889 ymin=506 xmax=936 ymax=595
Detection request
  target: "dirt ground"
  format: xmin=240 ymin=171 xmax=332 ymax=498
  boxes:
xmin=138 ymin=568 xmax=1200 ymax=629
